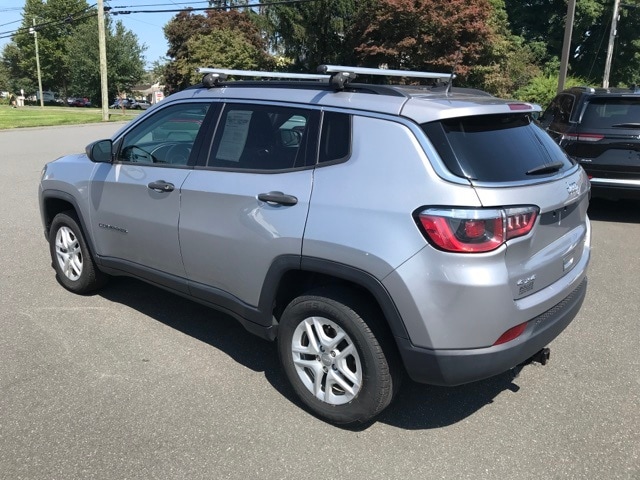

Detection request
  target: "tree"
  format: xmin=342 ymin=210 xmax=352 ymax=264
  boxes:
xmin=1 ymin=43 xmax=30 ymax=95
xmin=9 ymin=0 xmax=94 ymax=97
xmin=598 ymin=3 xmax=640 ymax=86
xmin=66 ymin=17 xmax=146 ymax=105
xmin=467 ymin=0 xmax=542 ymax=97
xmin=349 ymin=0 xmax=493 ymax=79
xmin=263 ymin=0 xmax=358 ymax=70
xmin=502 ymin=0 xmax=640 ymax=86
xmin=163 ymin=9 xmax=272 ymax=92
xmin=146 ymin=58 xmax=169 ymax=86
xmin=0 ymin=56 xmax=10 ymax=94
xmin=514 ymin=73 xmax=585 ymax=106
xmin=173 ymin=30 xmax=264 ymax=87
xmin=207 ymin=0 xmax=251 ymax=8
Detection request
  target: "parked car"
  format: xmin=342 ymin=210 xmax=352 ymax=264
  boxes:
xmin=110 ymin=98 xmax=133 ymax=109
xmin=130 ymin=99 xmax=151 ymax=110
xmin=39 ymin=66 xmax=591 ymax=424
xmin=110 ymin=98 xmax=148 ymax=109
xmin=540 ymin=86 xmax=640 ymax=199
xmin=68 ymin=97 xmax=91 ymax=107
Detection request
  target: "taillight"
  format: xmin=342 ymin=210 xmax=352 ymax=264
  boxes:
xmin=562 ymin=133 xmax=604 ymax=142
xmin=416 ymin=206 xmax=539 ymax=253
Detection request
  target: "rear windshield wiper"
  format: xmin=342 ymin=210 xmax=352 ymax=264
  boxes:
xmin=526 ymin=161 xmax=564 ymax=175
xmin=611 ymin=123 xmax=640 ymax=128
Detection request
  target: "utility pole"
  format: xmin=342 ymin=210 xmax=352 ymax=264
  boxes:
xmin=557 ymin=0 xmax=576 ymax=93
xmin=602 ymin=0 xmax=621 ymax=88
xmin=97 ymin=0 xmax=109 ymax=121
xmin=31 ymin=18 xmax=44 ymax=108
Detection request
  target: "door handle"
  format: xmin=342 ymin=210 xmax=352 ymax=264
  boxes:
xmin=258 ymin=191 xmax=298 ymax=206
xmin=148 ymin=180 xmax=175 ymax=193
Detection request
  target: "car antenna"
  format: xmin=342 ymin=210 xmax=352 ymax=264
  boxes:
xmin=445 ymin=50 xmax=462 ymax=96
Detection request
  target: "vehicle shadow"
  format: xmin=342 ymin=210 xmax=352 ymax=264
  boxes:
xmin=587 ymin=197 xmax=640 ymax=223
xmin=374 ymin=372 xmax=521 ymax=431
xmin=99 ymin=277 xmax=522 ymax=431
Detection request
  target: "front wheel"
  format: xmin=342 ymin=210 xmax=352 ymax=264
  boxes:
xmin=278 ymin=288 xmax=400 ymax=424
xmin=49 ymin=211 xmax=107 ymax=294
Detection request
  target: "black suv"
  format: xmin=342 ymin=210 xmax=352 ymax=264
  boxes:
xmin=541 ymin=86 xmax=640 ymax=199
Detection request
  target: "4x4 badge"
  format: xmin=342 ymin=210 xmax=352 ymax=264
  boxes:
xmin=517 ymin=275 xmax=536 ymax=295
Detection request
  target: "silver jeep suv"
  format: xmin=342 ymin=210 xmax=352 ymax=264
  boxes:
xmin=39 ymin=66 xmax=591 ymax=424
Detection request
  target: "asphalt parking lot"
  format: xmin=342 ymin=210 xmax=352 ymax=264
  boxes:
xmin=0 ymin=123 xmax=638 ymax=479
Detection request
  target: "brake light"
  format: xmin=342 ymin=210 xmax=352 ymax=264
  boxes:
xmin=562 ymin=133 xmax=604 ymax=142
xmin=508 ymin=103 xmax=533 ymax=111
xmin=416 ymin=206 xmax=538 ymax=253
xmin=493 ymin=322 xmax=528 ymax=345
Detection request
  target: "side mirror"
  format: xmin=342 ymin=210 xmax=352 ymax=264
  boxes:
xmin=86 ymin=139 xmax=113 ymax=163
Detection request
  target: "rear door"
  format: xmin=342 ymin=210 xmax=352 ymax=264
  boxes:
xmin=179 ymin=103 xmax=319 ymax=310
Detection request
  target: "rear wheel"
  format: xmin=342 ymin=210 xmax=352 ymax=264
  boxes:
xmin=278 ymin=288 xmax=400 ymax=424
xmin=49 ymin=211 xmax=107 ymax=294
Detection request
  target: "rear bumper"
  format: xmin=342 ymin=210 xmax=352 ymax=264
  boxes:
xmin=397 ymin=278 xmax=587 ymax=386
xmin=588 ymin=177 xmax=640 ymax=199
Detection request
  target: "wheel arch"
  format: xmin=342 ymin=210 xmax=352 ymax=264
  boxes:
xmin=260 ymin=256 xmax=410 ymax=341
xmin=40 ymin=190 xmax=98 ymax=257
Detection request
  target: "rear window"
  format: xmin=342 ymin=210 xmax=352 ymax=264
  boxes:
xmin=422 ymin=113 xmax=574 ymax=182
xmin=580 ymin=97 xmax=640 ymax=128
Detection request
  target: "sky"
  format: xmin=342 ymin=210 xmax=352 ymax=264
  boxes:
xmin=0 ymin=0 xmax=195 ymax=68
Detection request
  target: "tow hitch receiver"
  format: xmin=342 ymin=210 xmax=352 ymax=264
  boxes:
xmin=529 ymin=347 xmax=551 ymax=366
xmin=511 ymin=347 xmax=551 ymax=378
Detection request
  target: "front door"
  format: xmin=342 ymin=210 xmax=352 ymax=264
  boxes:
xmin=89 ymin=102 xmax=213 ymax=279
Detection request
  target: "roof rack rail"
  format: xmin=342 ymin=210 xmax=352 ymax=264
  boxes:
xmin=197 ymin=68 xmax=329 ymax=87
xmin=317 ymin=65 xmax=454 ymax=90
xmin=197 ymin=65 xmax=455 ymax=91
xmin=318 ymin=64 xmax=454 ymax=81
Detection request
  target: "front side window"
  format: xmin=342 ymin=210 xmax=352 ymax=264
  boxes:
xmin=422 ymin=113 xmax=575 ymax=182
xmin=117 ymin=102 xmax=210 ymax=166
xmin=208 ymin=104 xmax=314 ymax=170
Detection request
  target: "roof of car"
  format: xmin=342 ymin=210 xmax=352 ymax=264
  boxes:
xmin=564 ymin=85 xmax=640 ymax=96
xmin=169 ymin=65 xmax=540 ymax=124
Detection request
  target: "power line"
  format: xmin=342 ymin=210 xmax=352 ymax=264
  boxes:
xmin=0 ymin=4 xmax=98 ymax=41
xmin=112 ymin=1 xmax=211 ymax=6
xmin=0 ymin=0 xmax=315 ymax=41
xmin=109 ymin=0 xmax=317 ymax=15
xmin=0 ymin=19 xmax=22 ymax=29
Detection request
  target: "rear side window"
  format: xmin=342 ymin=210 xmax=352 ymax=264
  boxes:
xmin=541 ymin=93 xmax=575 ymax=126
xmin=319 ymin=111 xmax=351 ymax=163
xmin=422 ymin=113 xmax=575 ymax=182
xmin=208 ymin=104 xmax=316 ymax=170
xmin=580 ymin=97 xmax=640 ymax=128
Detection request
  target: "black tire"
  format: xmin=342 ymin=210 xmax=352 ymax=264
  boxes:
xmin=49 ymin=211 xmax=107 ymax=294
xmin=277 ymin=287 xmax=401 ymax=424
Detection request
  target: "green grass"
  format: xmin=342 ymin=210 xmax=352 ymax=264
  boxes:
xmin=0 ymin=105 xmax=140 ymax=130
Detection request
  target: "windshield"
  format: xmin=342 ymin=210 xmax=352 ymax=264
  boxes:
xmin=421 ymin=113 xmax=575 ymax=182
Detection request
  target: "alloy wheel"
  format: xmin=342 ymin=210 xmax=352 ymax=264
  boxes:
xmin=291 ymin=316 xmax=362 ymax=405
xmin=54 ymin=226 xmax=83 ymax=281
